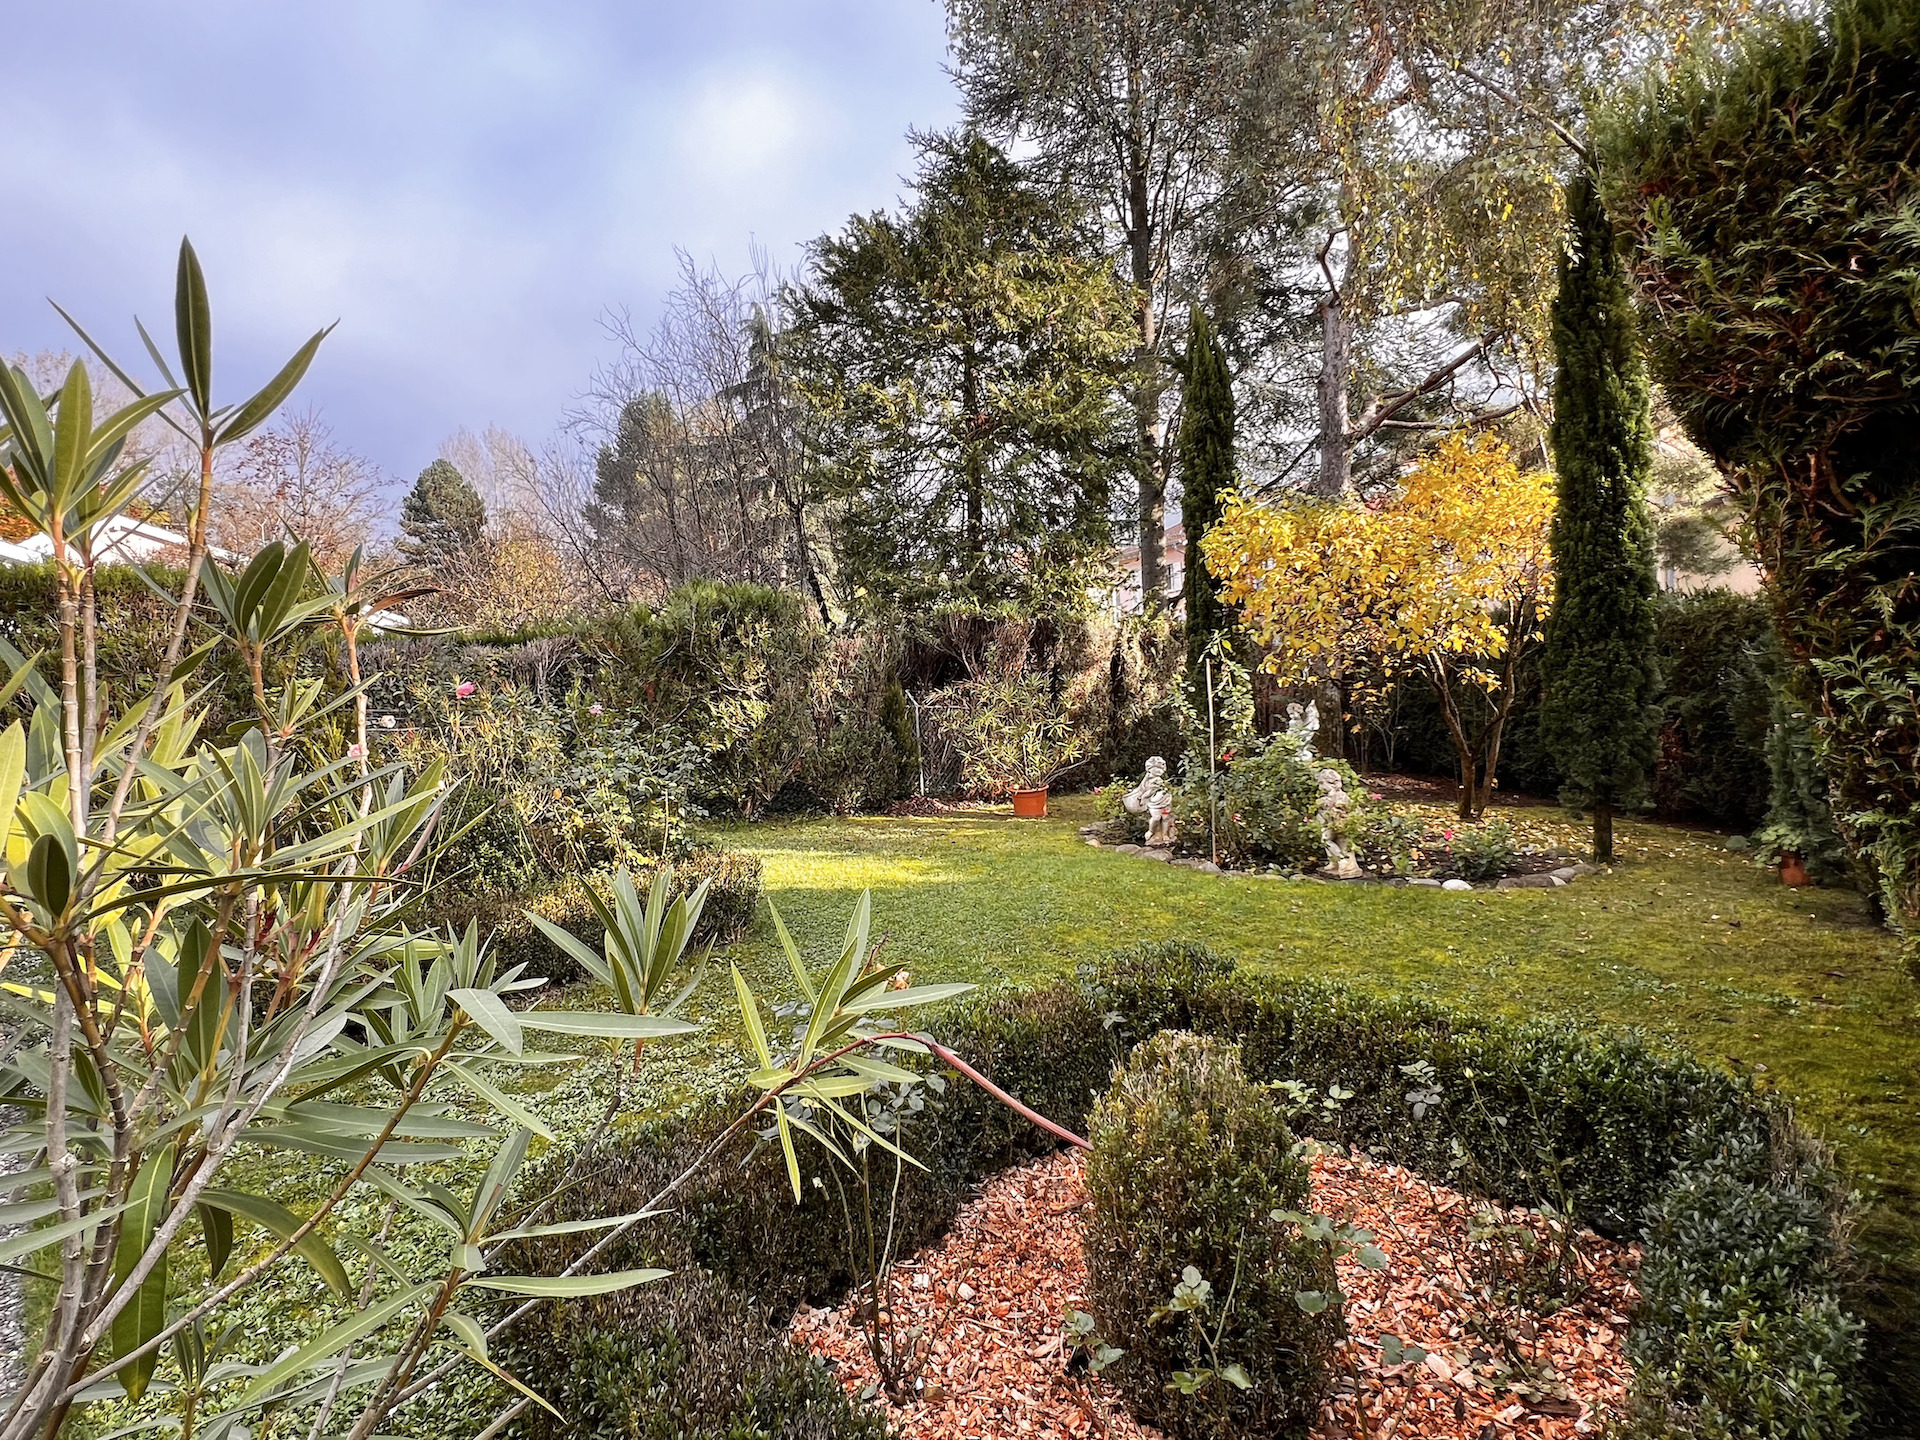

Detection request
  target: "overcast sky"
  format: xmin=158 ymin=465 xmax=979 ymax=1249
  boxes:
xmin=2 ymin=0 xmax=959 ymax=487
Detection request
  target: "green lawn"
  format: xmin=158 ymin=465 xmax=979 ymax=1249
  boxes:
xmin=719 ymin=793 xmax=1920 ymax=1261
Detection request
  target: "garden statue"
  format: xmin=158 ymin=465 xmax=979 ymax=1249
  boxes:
xmin=1315 ymin=766 xmax=1363 ymax=878
xmin=1285 ymin=700 xmax=1322 ymax=762
xmin=1123 ymin=756 xmax=1177 ymax=848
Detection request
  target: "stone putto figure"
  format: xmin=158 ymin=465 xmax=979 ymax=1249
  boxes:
xmin=1123 ymin=755 xmax=1177 ymax=848
xmin=1315 ymin=766 xmax=1363 ymax=878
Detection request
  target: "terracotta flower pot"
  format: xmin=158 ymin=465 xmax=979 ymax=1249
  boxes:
xmin=1779 ymin=851 xmax=1811 ymax=887
xmin=1010 ymin=786 xmax=1050 ymax=818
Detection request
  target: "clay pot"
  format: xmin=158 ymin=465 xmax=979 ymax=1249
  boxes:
xmin=1010 ymin=786 xmax=1049 ymax=818
xmin=1779 ymin=851 xmax=1810 ymax=887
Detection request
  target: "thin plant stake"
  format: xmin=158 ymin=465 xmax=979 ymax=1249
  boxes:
xmin=1205 ymin=657 xmax=1219 ymax=867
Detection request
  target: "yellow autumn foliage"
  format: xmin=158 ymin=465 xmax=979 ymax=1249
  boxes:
xmin=1199 ymin=435 xmax=1555 ymax=814
xmin=1201 ymin=434 xmax=1553 ymax=682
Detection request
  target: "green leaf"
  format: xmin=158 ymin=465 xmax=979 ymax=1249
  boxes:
xmin=51 ymin=360 xmax=93 ymax=500
xmin=518 ymin=1012 xmax=699 ymax=1040
xmin=440 ymin=1312 xmax=564 ymax=1419
xmin=731 ymin=964 xmax=775 ymax=1070
xmin=841 ymin=983 xmax=974 ymax=1014
xmin=26 ymin=832 xmax=73 ymax=915
xmin=0 ymin=1199 xmax=136 ymax=1265
xmin=1221 ymin=1362 xmax=1252 ymax=1390
xmin=444 ymin=1062 xmax=554 ymax=1142
xmin=467 ymin=1267 xmax=670 ymax=1297
xmin=768 ymin=903 xmax=816 ymax=1003
xmin=215 ymin=326 xmax=333 ymax=444
xmin=483 ymin=1207 xmax=664 ymax=1242
xmin=449 ymin=987 xmax=522 ymax=1056
xmin=195 ymin=1189 xmax=353 ymax=1298
xmin=1293 ymin=1290 xmax=1330 ymax=1314
xmin=238 ymin=1284 xmax=433 ymax=1404
xmin=111 ymin=1145 xmax=176 ymax=1401
xmin=175 ymin=238 xmax=213 ymax=416
xmin=196 ymin=1202 xmax=233 ymax=1280
xmin=0 ymin=722 xmax=25 ymax=856
xmin=525 ymin=915 xmax=612 ymax=989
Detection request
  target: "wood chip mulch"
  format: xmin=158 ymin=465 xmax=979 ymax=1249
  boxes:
xmin=789 ymin=1148 xmax=1638 ymax=1440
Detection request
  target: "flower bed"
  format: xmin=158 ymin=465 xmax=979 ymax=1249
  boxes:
xmin=791 ymin=1147 xmax=1638 ymax=1440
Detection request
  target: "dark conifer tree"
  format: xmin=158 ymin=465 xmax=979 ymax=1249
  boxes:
xmin=1540 ymin=173 xmax=1662 ymax=862
xmin=1178 ymin=308 xmax=1235 ymax=683
xmin=398 ymin=459 xmax=486 ymax=572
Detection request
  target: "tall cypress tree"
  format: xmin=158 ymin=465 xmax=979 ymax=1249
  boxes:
xmin=1540 ymin=173 xmax=1662 ymax=862
xmin=1178 ymin=308 xmax=1235 ymax=681
xmin=398 ymin=459 xmax=486 ymax=573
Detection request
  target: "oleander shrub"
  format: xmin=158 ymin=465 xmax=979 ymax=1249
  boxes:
xmin=1083 ymin=1032 xmax=1336 ymax=1439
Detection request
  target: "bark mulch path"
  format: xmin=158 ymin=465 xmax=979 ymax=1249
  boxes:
xmin=789 ymin=1148 xmax=1638 ymax=1440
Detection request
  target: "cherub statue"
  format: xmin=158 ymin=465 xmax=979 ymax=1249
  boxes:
xmin=1315 ymin=766 xmax=1362 ymax=878
xmin=1123 ymin=755 xmax=1177 ymax=848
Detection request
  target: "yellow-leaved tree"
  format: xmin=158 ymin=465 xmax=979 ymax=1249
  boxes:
xmin=1201 ymin=435 xmax=1554 ymax=817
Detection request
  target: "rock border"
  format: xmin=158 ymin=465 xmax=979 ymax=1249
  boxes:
xmin=1076 ymin=827 xmax=1597 ymax=892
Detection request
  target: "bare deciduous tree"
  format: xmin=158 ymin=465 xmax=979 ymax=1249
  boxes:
xmin=213 ymin=406 xmax=388 ymax=567
xmin=578 ymin=249 xmax=832 ymax=618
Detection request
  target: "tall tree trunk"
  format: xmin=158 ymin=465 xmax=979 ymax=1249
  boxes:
xmin=1593 ymin=797 xmax=1614 ymax=862
xmin=961 ymin=347 xmax=985 ymax=579
xmin=1124 ymin=106 xmax=1167 ymax=606
xmin=1314 ymin=287 xmax=1354 ymax=500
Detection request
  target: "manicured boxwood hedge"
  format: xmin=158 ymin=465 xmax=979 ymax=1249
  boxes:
xmin=496 ymin=943 xmax=1866 ymax=1440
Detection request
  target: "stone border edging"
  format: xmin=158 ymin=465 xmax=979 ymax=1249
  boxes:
xmin=1074 ymin=827 xmax=1598 ymax=891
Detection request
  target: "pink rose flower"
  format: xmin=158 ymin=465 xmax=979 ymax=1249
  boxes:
xmin=454 ymin=681 xmax=476 ymax=699
xmin=347 ymin=743 xmax=364 ymax=759
xmin=589 ymin=703 xmax=604 ymax=716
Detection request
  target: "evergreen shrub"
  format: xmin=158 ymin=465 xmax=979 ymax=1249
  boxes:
xmin=1179 ymin=741 xmax=1377 ymax=871
xmin=1756 ymin=680 xmax=1850 ymax=883
xmin=1083 ymin=1032 xmax=1335 ymax=1439
xmin=1650 ymin=591 xmax=1775 ymax=828
xmin=1625 ymin=1127 xmax=1859 ymax=1440
xmin=1600 ymin=0 xmax=1920 ymax=944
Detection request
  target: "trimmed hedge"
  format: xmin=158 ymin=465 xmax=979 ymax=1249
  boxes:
xmin=497 ymin=944 xmax=1865 ymax=1440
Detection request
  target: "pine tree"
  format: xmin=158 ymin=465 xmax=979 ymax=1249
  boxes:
xmin=398 ymin=459 xmax=486 ymax=572
xmin=1540 ymin=172 xmax=1662 ymax=862
xmin=1178 ymin=308 xmax=1235 ymax=682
